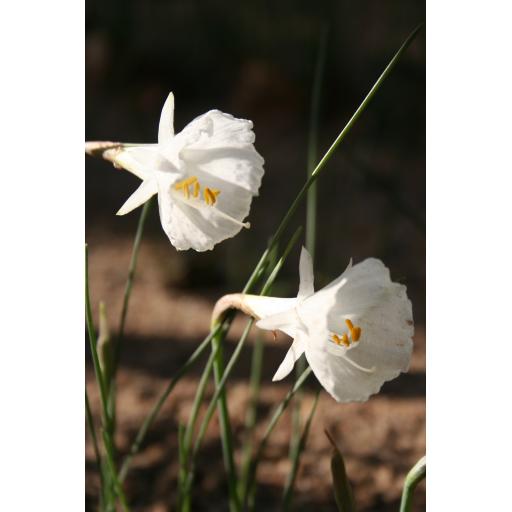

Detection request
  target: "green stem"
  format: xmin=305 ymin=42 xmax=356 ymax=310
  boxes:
xmin=305 ymin=23 xmax=328 ymax=260
xmin=102 ymin=431 xmax=130 ymax=512
xmin=242 ymin=24 xmax=421 ymax=296
xmin=211 ymin=327 xmax=241 ymax=512
xmin=185 ymin=227 xmax=303 ymax=502
xmin=179 ymin=342 xmax=221 ymax=511
xmin=289 ymin=20 xmax=328 ymax=482
xmin=238 ymin=332 xmax=264 ymax=500
xmin=243 ymin=367 xmax=313 ymax=510
xmin=399 ymin=456 xmax=426 ymax=512
xmin=282 ymin=390 xmax=320 ymax=511
xmin=118 ymin=323 xmax=222 ymax=482
xmin=85 ymin=389 xmax=103 ymax=480
xmin=108 ymin=198 xmax=152 ymax=436
xmin=115 ymin=198 xmax=153 ymax=370
xmin=85 ymin=245 xmax=112 ymax=434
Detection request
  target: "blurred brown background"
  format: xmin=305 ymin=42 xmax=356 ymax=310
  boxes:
xmin=86 ymin=1 xmax=425 ymax=510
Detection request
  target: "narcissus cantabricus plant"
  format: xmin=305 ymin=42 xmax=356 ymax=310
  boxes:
xmin=212 ymin=247 xmax=414 ymax=402
xmin=85 ymin=92 xmax=264 ymax=251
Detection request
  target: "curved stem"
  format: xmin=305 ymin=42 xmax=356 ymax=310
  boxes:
xmin=399 ymin=456 xmax=426 ymax=512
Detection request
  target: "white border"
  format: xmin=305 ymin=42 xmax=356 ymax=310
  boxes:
xmin=427 ymin=1 xmax=512 ymax=509
xmin=1 ymin=0 xmax=84 ymax=508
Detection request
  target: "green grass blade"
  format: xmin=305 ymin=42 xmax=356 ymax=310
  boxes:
xmin=102 ymin=431 xmax=131 ymax=512
xmin=399 ymin=456 xmax=426 ymax=512
xmin=325 ymin=430 xmax=356 ymax=512
xmin=211 ymin=327 xmax=241 ymax=512
xmin=238 ymin=331 xmax=264 ymax=500
xmin=118 ymin=322 xmax=223 ymax=482
xmin=109 ymin=198 xmax=153 ymax=434
xmin=282 ymin=390 xmax=320 ymax=510
xmin=185 ymin=227 xmax=303 ymax=502
xmin=85 ymin=388 xmax=104 ymax=491
xmin=243 ymin=367 xmax=313 ymax=510
xmin=289 ymin=20 xmax=328 ymax=485
xmin=241 ymin=24 xmax=422 ymax=297
xmin=179 ymin=341 xmax=221 ymax=511
xmin=85 ymin=245 xmax=112 ymax=433
xmin=114 ymin=197 xmax=153 ymax=370
xmin=306 ymin=23 xmax=328 ymax=260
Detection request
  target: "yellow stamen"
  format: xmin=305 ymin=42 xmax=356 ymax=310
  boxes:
xmin=204 ymin=187 xmax=215 ymax=205
xmin=341 ymin=333 xmax=350 ymax=347
xmin=173 ymin=176 xmax=228 ymax=211
xmin=345 ymin=318 xmax=361 ymax=342
xmin=331 ymin=334 xmax=342 ymax=345
xmin=182 ymin=176 xmax=198 ymax=187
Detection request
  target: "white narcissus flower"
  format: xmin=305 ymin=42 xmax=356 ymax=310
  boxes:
xmin=212 ymin=247 xmax=414 ymax=402
xmin=85 ymin=92 xmax=265 ymax=251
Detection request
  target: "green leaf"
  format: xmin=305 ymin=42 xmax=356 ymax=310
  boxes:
xmin=98 ymin=301 xmax=114 ymax=385
xmin=325 ymin=430 xmax=356 ymax=512
xmin=399 ymin=456 xmax=426 ymax=512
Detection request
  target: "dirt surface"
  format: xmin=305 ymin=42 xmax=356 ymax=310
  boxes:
xmin=85 ymin=233 xmax=425 ymax=511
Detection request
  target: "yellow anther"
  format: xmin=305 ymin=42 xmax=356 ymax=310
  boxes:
xmin=182 ymin=176 xmax=198 ymax=187
xmin=331 ymin=334 xmax=342 ymax=345
xmin=204 ymin=187 xmax=217 ymax=205
xmin=174 ymin=175 xmax=198 ymax=190
xmin=345 ymin=319 xmax=361 ymax=342
xmin=331 ymin=333 xmax=350 ymax=347
xmin=174 ymin=176 xmax=222 ymax=208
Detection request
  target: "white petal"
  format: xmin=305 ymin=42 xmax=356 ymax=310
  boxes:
xmin=256 ymin=309 xmax=298 ymax=338
xmin=297 ymin=246 xmax=314 ymax=300
xmin=158 ymin=92 xmax=175 ymax=145
xmin=178 ymin=110 xmax=264 ymax=195
xmin=272 ymin=335 xmax=306 ymax=381
xmin=104 ymin=145 xmax=170 ymax=181
xmin=301 ymin=258 xmax=393 ymax=324
xmin=156 ymin=180 xmax=245 ymax=251
xmin=116 ymin=179 xmax=158 ymax=216
xmin=157 ymin=182 xmax=254 ymax=251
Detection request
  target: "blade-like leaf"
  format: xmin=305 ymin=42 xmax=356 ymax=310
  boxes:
xmin=325 ymin=430 xmax=356 ymax=512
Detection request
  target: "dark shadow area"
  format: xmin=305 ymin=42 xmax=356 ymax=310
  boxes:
xmin=86 ymin=332 xmax=425 ymax=399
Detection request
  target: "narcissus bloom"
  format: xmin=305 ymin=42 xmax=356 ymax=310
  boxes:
xmin=85 ymin=93 xmax=264 ymax=251
xmin=212 ymin=248 xmax=414 ymax=402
